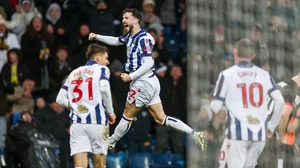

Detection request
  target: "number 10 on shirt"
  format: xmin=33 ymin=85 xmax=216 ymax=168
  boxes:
xmin=237 ymin=83 xmax=263 ymax=108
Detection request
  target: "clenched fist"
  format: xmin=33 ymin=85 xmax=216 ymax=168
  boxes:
xmin=89 ymin=33 xmax=97 ymax=41
xmin=120 ymin=73 xmax=132 ymax=83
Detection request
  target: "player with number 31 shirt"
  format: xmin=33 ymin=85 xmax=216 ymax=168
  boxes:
xmin=56 ymin=44 xmax=116 ymax=168
xmin=210 ymin=39 xmax=284 ymax=168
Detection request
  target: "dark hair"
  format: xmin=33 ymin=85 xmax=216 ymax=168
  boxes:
xmin=236 ymin=38 xmax=255 ymax=59
xmin=24 ymin=16 xmax=53 ymax=42
xmin=56 ymin=44 xmax=68 ymax=53
xmin=86 ymin=43 xmax=108 ymax=60
xmin=122 ymin=8 xmax=142 ymax=24
xmin=8 ymin=48 xmax=22 ymax=63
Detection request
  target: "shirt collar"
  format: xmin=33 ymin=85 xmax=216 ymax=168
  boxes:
xmin=236 ymin=60 xmax=253 ymax=68
xmin=131 ymin=28 xmax=144 ymax=39
xmin=85 ymin=60 xmax=98 ymax=65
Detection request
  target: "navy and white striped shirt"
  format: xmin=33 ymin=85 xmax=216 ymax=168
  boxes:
xmin=213 ymin=61 xmax=278 ymax=141
xmin=118 ymin=29 xmax=155 ymax=72
xmin=61 ymin=61 xmax=111 ymax=125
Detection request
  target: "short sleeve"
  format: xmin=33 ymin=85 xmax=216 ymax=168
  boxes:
xmin=139 ymin=38 xmax=154 ymax=57
xmin=61 ymin=76 xmax=70 ymax=91
xmin=267 ymin=75 xmax=278 ymax=94
xmin=213 ymin=72 xmax=227 ymax=102
xmin=100 ymin=67 xmax=110 ymax=81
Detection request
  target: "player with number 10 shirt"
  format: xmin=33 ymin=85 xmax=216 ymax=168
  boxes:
xmin=210 ymin=39 xmax=284 ymax=168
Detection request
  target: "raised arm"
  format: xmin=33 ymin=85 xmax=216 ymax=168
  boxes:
xmin=89 ymin=33 xmax=125 ymax=46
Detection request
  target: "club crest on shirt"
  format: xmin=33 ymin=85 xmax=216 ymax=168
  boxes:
xmin=77 ymin=105 xmax=88 ymax=114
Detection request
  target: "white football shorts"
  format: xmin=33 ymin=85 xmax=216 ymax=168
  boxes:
xmin=227 ymin=139 xmax=265 ymax=168
xmin=219 ymin=138 xmax=228 ymax=168
xmin=127 ymin=73 xmax=161 ymax=107
xmin=70 ymin=124 xmax=109 ymax=156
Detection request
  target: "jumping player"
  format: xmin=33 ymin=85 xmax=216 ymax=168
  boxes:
xmin=89 ymin=8 xmax=207 ymax=151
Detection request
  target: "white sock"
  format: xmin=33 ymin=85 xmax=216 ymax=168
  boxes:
xmin=111 ymin=115 xmax=133 ymax=141
xmin=163 ymin=116 xmax=195 ymax=135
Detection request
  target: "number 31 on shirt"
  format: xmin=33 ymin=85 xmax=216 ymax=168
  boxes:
xmin=71 ymin=78 xmax=93 ymax=102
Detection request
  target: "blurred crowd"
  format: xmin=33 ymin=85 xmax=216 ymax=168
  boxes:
xmin=0 ymin=0 xmax=188 ymax=167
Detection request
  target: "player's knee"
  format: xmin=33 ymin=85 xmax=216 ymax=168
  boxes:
xmin=154 ymin=116 xmax=165 ymax=125
xmin=155 ymin=118 xmax=164 ymax=125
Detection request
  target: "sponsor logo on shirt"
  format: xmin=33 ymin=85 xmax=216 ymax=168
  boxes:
xmin=247 ymin=115 xmax=260 ymax=124
xmin=77 ymin=105 xmax=88 ymax=114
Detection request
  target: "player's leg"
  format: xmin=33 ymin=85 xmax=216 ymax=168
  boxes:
xmin=108 ymin=101 xmax=143 ymax=149
xmin=147 ymin=103 xmax=206 ymax=151
xmin=227 ymin=140 xmax=248 ymax=168
xmin=92 ymin=154 xmax=106 ymax=168
xmin=87 ymin=125 xmax=109 ymax=168
xmin=244 ymin=141 xmax=265 ymax=168
xmin=73 ymin=153 xmax=88 ymax=168
xmin=70 ymin=124 xmax=92 ymax=168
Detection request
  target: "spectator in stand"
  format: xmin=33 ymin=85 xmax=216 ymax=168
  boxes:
xmin=79 ymin=0 xmax=114 ymax=36
xmin=7 ymin=0 xmax=42 ymax=40
xmin=159 ymin=0 xmax=177 ymax=27
xmin=6 ymin=79 xmax=35 ymax=115
xmin=45 ymin=3 xmax=68 ymax=47
xmin=0 ymin=53 xmax=16 ymax=162
xmin=0 ymin=1 xmax=13 ymax=20
xmin=21 ymin=16 xmax=54 ymax=87
xmin=35 ymin=97 xmax=46 ymax=113
xmin=71 ymin=24 xmax=92 ymax=69
xmin=141 ymin=0 xmax=164 ymax=33
xmin=148 ymin=28 xmax=172 ymax=66
xmin=250 ymin=23 xmax=270 ymax=71
xmin=35 ymin=95 xmax=70 ymax=168
xmin=127 ymin=108 xmax=154 ymax=153
xmin=48 ymin=45 xmax=72 ymax=91
xmin=155 ymin=65 xmax=187 ymax=154
xmin=6 ymin=112 xmax=39 ymax=168
xmin=0 ymin=49 xmax=30 ymax=92
xmin=0 ymin=16 xmax=20 ymax=72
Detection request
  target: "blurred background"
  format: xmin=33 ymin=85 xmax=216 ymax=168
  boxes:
xmin=0 ymin=0 xmax=300 ymax=167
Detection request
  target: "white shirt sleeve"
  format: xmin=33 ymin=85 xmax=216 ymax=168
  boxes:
xmin=95 ymin=34 xmax=125 ymax=46
xmin=129 ymin=57 xmax=154 ymax=80
xmin=56 ymin=80 xmax=70 ymax=108
xmin=99 ymin=67 xmax=114 ymax=115
xmin=268 ymin=90 xmax=284 ymax=132
xmin=210 ymin=72 xmax=227 ymax=113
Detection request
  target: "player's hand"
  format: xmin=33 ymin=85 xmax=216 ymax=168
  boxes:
xmin=89 ymin=32 xmax=97 ymax=41
xmin=120 ymin=73 xmax=131 ymax=83
xmin=267 ymin=130 xmax=274 ymax=138
xmin=108 ymin=114 xmax=116 ymax=125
